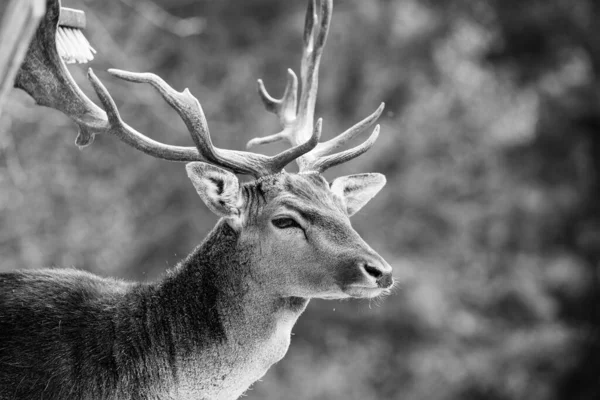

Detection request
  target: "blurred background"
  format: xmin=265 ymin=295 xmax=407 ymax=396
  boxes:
xmin=1 ymin=0 xmax=599 ymax=399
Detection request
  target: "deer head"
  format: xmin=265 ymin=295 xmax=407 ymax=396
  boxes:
xmin=15 ymin=0 xmax=393 ymax=299
xmin=187 ymin=165 xmax=391 ymax=299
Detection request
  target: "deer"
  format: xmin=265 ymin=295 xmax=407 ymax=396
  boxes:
xmin=0 ymin=0 xmax=393 ymax=399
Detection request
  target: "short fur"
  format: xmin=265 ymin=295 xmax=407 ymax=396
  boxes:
xmin=0 ymin=171 xmax=390 ymax=399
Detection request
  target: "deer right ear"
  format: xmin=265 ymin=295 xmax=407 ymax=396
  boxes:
xmin=186 ymin=162 xmax=241 ymax=220
xmin=330 ymin=173 xmax=386 ymax=217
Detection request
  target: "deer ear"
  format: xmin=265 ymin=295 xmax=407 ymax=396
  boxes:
xmin=330 ymin=173 xmax=386 ymax=217
xmin=186 ymin=162 xmax=241 ymax=220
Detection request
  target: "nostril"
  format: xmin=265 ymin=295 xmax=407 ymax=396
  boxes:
xmin=363 ymin=264 xmax=383 ymax=280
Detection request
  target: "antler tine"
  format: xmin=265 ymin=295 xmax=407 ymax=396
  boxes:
xmin=247 ymin=69 xmax=299 ymax=149
xmin=310 ymin=103 xmax=385 ymax=159
xmin=298 ymin=0 xmax=330 ymax=133
xmin=257 ymin=69 xmax=298 ymax=127
xmin=309 ymin=125 xmax=380 ymax=173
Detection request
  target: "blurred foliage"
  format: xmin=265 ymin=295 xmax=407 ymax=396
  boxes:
xmin=1 ymin=0 xmax=599 ymax=399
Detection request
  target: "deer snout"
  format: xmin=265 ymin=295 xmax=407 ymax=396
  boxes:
xmin=359 ymin=259 xmax=393 ymax=289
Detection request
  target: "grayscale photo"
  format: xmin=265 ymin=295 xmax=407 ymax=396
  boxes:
xmin=0 ymin=0 xmax=597 ymax=399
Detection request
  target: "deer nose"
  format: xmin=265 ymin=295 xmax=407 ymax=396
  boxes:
xmin=360 ymin=260 xmax=393 ymax=289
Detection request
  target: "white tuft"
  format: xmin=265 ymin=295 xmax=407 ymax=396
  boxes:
xmin=56 ymin=27 xmax=96 ymax=64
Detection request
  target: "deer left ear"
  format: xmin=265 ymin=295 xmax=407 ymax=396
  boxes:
xmin=186 ymin=162 xmax=242 ymax=221
xmin=330 ymin=173 xmax=386 ymax=216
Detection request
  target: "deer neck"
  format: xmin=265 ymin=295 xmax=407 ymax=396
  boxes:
xmin=147 ymin=219 xmax=308 ymax=396
xmin=161 ymin=218 xmax=309 ymax=330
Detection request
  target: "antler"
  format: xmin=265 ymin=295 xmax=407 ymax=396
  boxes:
xmin=14 ymin=0 xmax=320 ymax=178
xmin=15 ymin=0 xmax=376 ymax=177
xmin=247 ymin=0 xmax=384 ymax=173
xmin=87 ymin=69 xmax=321 ymax=177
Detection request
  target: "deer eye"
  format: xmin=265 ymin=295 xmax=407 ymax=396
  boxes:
xmin=272 ymin=217 xmax=302 ymax=230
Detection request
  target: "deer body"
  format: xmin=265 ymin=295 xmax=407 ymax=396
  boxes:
xmin=0 ymin=220 xmax=307 ymax=400
xmin=3 ymin=0 xmax=394 ymax=398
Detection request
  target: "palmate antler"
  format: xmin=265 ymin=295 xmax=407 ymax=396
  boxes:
xmin=248 ymin=0 xmax=384 ymax=173
xmin=15 ymin=0 xmax=381 ymax=177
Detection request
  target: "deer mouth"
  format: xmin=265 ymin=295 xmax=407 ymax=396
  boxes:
xmin=342 ymin=285 xmax=389 ymax=299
